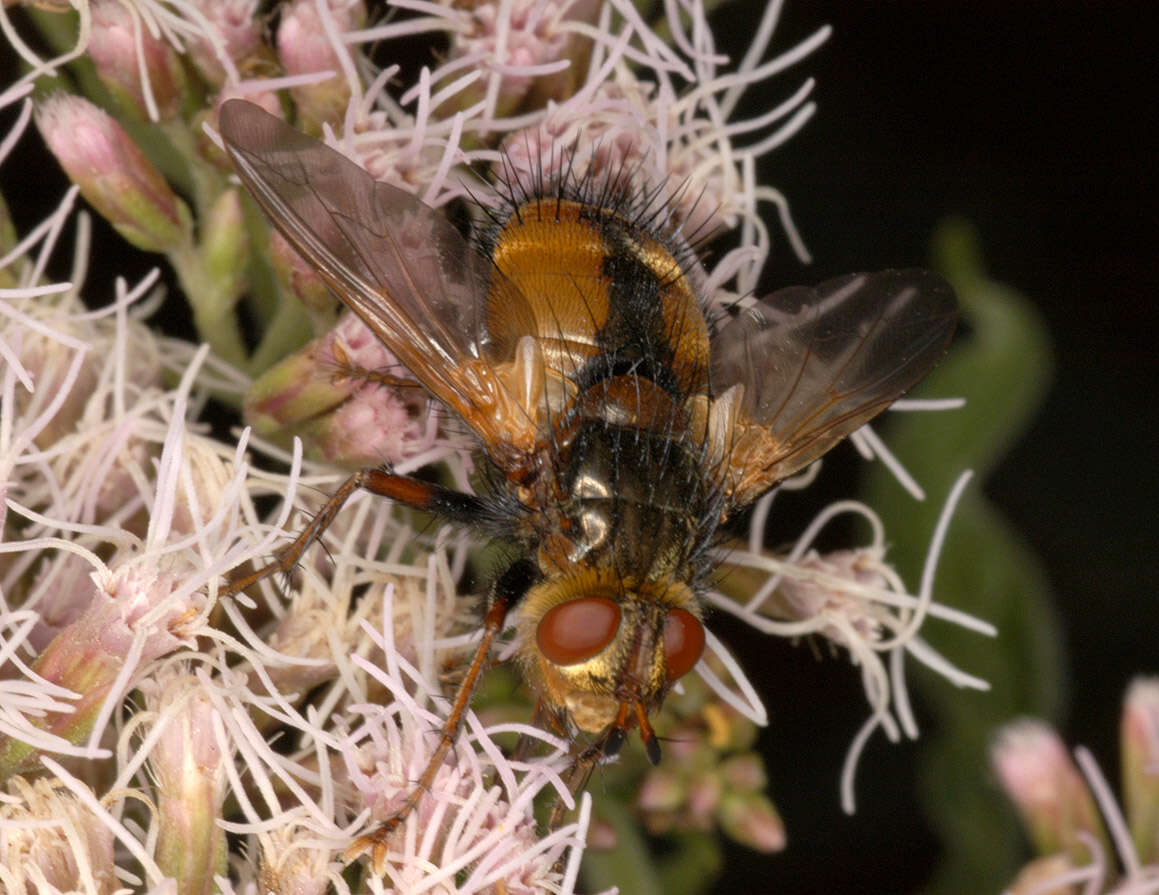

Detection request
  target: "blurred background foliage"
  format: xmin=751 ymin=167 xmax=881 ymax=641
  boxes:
xmin=707 ymin=2 xmax=1156 ymax=893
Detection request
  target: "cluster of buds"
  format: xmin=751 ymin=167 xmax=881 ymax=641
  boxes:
xmin=634 ymin=660 xmax=784 ymax=853
xmin=0 ymin=0 xmax=987 ymax=891
xmin=994 ymin=680 xmax=1159 ymax=893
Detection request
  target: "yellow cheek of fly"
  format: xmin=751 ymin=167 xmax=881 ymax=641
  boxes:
xmin=537 ymin=659 xmax=622 ymax=734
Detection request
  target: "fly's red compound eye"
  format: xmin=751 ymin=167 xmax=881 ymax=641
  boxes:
xmin=537 ymin=597 xmax=621 ymax=666
xmin=663 ymin=608 xmax=705 ymax=681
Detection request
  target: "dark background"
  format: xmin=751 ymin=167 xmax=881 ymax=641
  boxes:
xmin=3 ymin=1 xmax=1156 ymax=892
xmin=710 ymin=1 xmax=1159 ymax=892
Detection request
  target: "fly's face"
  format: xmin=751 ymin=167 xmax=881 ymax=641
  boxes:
xmin=514 ymin=569 xmax=706 ymax=761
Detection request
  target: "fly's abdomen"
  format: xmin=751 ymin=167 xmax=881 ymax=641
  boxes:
xmin=484 ymin=198 xmax=710 ymax=396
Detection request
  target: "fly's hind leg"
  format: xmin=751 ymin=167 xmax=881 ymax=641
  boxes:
xmin=221 ymin=467 xmax=485 ymax=599
xmin=549 ymin=738 xmax=608 ymax=832
xmin=343 ymin=559 xmax=540 ymax=872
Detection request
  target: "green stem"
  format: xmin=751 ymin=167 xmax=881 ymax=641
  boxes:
xmin=169 ymin=241 xmax=248 ymax=370
xmin=249 ymin=287 xmax=313 ymax=374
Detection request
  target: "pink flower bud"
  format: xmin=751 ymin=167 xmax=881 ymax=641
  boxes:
xmin=277 ymin=0 xmax=365 ymax=132
xmin=142 ymin=668 xmax=228 ymax=893
xmin=186 ymin=0 xmax=265 ymax=87
xmin=636 ymin=769 xmax=684 ymax=814
xmin=992 ymin=720 xmax=1107 ymax=860
xmin=201 ymin=187 xmax=248 ymax=303
xmin=243 ymin=329 xmax=362 ymax=443
xmin=686 ymin=773 xmax=723 ymax=828
xmin=270 ymin=228 xmax=337 ymax=322
xmin=720 ymin=753 xmax=767 ymax=794
xmin=1121 ymin=678 xmax=1159 ymax=863
xmin=35 ymin=94 xmax=190 ymax=252
xmin=0 ymin=561 xmax=201 ymax=777
xmin=198 ymin=89 xmax=285 ymax=170
xmin=245 ymin=313 xmax=444 ymax=468
xmin=89 ymin=0 xmax=186 ymax=119
xmin=718 ymin=792 xmax=786 ymax=853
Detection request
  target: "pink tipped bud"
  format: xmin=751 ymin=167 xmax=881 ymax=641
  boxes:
xmin=992 ymin=720 xmax=1107 ymax=860
xmin=686 ymin=773 xmax=723 ymax=828
xmin=270 ymin=228 xmax=337 ymax=323
xmin=277 ymin=0 xmax=365 ymax=133
xmin=636 ymin=769 xmax=685 ymax=814
xmin=199 ymin=90 xmax=284 ymax=170
xmin=1122 ymin=678 xmax=1159 ymax=863
xmin=585 ymin=817 xmax=618 ymax=850
xmin=244 ymin=337 xmax=354 ymax=437
xmin=142 ymin=668 xmax=228 ymax=892
xmin=187 ymin=0 xmax=266 ymax=88
xmin=718 ymin=792 xmax=786 ymax=853
xmin=89 ymin=0 xmax=186 ymax=119
xmin=245 ymin=313 xmax=442 ymax=468
xmin=720 ymin=753 xmax=768 ymax=794
xmin=35 ymin=94 xmax=190 ymax=252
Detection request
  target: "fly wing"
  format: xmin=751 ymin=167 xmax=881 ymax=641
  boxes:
xmin=219 ymin=99 xmax=540 ymax=464
xmin=711 ymin=269 xmax=957 ymax=508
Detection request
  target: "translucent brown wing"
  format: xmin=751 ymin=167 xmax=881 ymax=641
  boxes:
xmin=218 ymin=99 xmax=540 ymax=464
xmin=711 ymin=269 xmax=956 ymax=508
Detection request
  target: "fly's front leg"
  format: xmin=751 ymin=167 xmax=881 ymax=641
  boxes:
xmin=549 ymin=738 xmax=607 ymax=832
xmin=222 ymin=468 xmax=486 ymax=598
xmin=344 ymin=560 xmax=539 ymax=872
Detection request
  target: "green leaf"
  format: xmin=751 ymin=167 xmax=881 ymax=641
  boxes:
xmin=859 ymin=218 xmax=1061 ymax=893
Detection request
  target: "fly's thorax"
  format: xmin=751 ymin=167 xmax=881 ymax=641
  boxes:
xmin=514 ymin=568 xmax=705 ymax=736
xmin=483 ymin=198 xmax=710 ymax=395
xmin=533 ymin=412 xmax=715 ymax=581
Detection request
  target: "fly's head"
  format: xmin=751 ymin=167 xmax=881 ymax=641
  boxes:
xmin=515 ymin=567 xmax=706 ymax=764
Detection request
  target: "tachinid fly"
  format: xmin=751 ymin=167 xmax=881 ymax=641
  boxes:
xmin=217 ymin=98 xmax=957 ymax=864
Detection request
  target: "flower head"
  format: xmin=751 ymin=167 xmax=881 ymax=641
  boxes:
xmin=0 ymin=776 xmax=118 ymax=893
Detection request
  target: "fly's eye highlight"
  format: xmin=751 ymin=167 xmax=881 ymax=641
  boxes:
xmin=662 ymin=608 xmax=705 ymax=681
xmin=536 ymin=597 xmax=621 ymax=666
